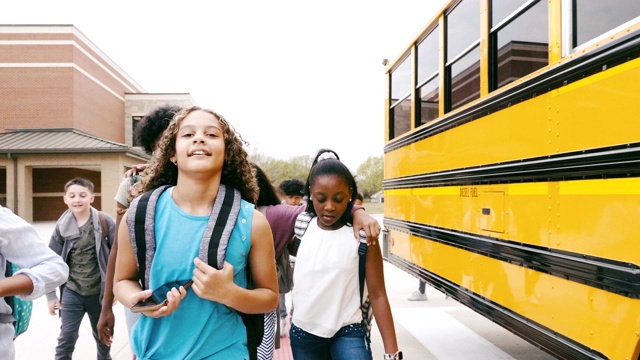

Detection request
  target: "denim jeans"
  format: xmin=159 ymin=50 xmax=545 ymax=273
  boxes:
xmin=290 ymin=322 xmax=371 ymax=360
xmin=55 ymin=288 xmax=111 ymax=360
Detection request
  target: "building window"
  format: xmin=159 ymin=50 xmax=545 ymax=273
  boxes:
xmin=132 ymin=116 xmax=142 ymax=147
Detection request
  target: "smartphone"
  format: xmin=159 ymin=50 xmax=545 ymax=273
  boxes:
xmin=131 ymin=279 xmax=193 ymax=313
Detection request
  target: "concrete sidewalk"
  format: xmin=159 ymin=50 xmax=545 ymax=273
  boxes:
xmin=14 ymin=222 xmax=134 ymax=360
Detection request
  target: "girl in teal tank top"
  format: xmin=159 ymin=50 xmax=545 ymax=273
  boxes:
xmin=113 ymin=106 xmax=278 ymax=360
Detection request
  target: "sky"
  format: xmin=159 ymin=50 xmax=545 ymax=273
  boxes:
xmin=2 ymin=0 xmax=447 ymax=170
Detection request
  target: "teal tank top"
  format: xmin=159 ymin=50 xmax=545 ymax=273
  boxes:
xmin=131 ymin=188 xmax=254 ymax=359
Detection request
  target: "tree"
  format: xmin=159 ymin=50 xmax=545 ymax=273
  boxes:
xmin=249 ymin=152 xmax=312 ymax=190
xmin=249 ymin=150 xmax=383 ymax=199
xmin=355 ymin=156 xmax=383 ymax=198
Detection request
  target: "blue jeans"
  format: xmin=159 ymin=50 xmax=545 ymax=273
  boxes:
xmin=290 ymin=322 xmax=371 ymax=360
xmin=55 ymin=288 xmax=111 ymax=360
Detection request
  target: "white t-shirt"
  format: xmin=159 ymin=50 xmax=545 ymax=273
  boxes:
xmin=291 ymin=219 xmax=362 ymax=338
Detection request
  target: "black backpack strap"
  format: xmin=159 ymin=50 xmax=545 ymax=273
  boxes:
xmin=358 ymin=234 xmax=367 ymax=304
xmin=127 ymin=185 xmax=171 ymax=290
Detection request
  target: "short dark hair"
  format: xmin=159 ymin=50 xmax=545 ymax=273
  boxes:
xmin=356 ymin=192 xmax=364 ymax=202
xmin=279 ymin=179 xmax=304 ymax=196
xmin=135 ymin=104 xmax=183 ymax=154
xmin=64 ymin=177 xmax=94 ymax=193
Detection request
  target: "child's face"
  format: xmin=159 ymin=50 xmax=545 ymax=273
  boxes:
xmin=171 ymin=110 xmax=226 ymax=175
xmin=63 ymin=184 xmax=94 ymax=214
xmin=284 ymin=195 xmax=303 ymax=206
xmin=309 ymin=174 xmax=352 ymax=230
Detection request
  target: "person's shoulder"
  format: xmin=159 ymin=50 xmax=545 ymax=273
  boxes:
xmin=0 ymin=206 xmax=30 ymax=233
xmin=54 ymin=208 xmax=73 ymax=224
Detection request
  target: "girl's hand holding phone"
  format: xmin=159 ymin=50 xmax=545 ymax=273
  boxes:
xmin=131 ymin=280 xmax=192 ymax=317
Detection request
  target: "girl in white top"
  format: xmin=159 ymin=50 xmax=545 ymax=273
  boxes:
xmin=290 ymin=150 xmax=400 ymax=360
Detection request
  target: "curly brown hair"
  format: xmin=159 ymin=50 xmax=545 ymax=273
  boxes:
xmin=139 ymin=106 xmax=258 ymax=203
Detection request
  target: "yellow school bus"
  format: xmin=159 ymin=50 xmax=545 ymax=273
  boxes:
xmin=382 ymin=1 xmax=640 ymax=359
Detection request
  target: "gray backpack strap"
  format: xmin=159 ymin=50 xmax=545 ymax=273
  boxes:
xmin=126 ymin=185 xmax=171 ymax=290
xmin=199 ymin=184 xmax=241 ymax=269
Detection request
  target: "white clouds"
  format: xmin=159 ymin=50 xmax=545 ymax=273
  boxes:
xmin=2 ymin=0 xmax=447 ymax=169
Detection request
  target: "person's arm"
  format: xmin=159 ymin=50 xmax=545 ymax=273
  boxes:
xmin=0 ymin=207 xmax=69 ymax=300
xmin=365 ymin=242 xmax=399 ymax=354
xmin=97 ymin=202 xmax=126 ymax=345
xmin=351 ymin=206 xmax=381 ymax=245
xmin=113 ymin=211 xmax=186 ymax=318
xmin=191 ymin=209 xmax=278 ymax=314
xmin=0 ymin=274 xmax=34 ymax=298
xmin=122 ymin=163 xmax=148 ymax=179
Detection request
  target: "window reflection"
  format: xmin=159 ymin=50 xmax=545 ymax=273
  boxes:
xmin=419 ymin=76 xmax=439 ymax=125
xmin=450 ymin=47 xmax=480 ymax=111
xmin=417 ymin=28 xmax=439 ymax=85
xmin=491 ymin=0 xmax=529 ymax=27
xmin=447 ymin=0 xmax=480 ymax=111
xmin=392 ymin=97 xmax=412 ymax=139
xmin=447 ymin=0 xmax=480 ymax=63
xmin=391 ymin=56 xmax=412 ymax=106
xmin=574 ymin=0 xmax=640 ymax=48
xmin=417 ymin=27 xmax=440 ymax=126
xmin=493 ymin=0 xmax=548 ymax=89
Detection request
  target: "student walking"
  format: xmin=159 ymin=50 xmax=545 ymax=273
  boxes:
xmin=113 ymin=106 xmax=278 ymax=359
xmin=47 ymin=177 xmax=116 ymax=360
xmin=0 ymin=205 xmax=69 ymax=360
xmin=290 ymin=150 xmax=401 ymax=360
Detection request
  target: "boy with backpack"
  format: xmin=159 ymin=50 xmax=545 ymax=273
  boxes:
xmin=0 ymin=205 xmax=69 ymax=359
xmin=46 ymin=177 xmax=116 ymax=359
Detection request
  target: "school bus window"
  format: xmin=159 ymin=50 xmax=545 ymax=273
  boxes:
xmin=449 ymin=48 xmax=480 ymax=111
xmin=417 ymin=27 xmax=439 ymax=126
xmin=572 ymin=0 xmax=640 ymax=49
xmin=390 ymin=55 xmax=412 ymax=139
xmin=491 ymin=0 xmax=548 ymax=90
xmin=491 ymin=0 xmax=529 ymax=27
xmin=446 ymin=0 xmax=480 ymax=111
xmin=446 ymin=1 xmax=479 ymax=64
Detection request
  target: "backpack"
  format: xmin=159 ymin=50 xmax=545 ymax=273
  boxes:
xmin=293 ymin=212 xmax=373 ymax=338
xmin=127 ymin=184 xmax=263 ymax=360
xmin=2 ymin=261 xmax=33 ymax=339
xmin=97 ymin=211 xmax=110 ymax=244
xmin=276 ymin=245 xmax=294 ymax=294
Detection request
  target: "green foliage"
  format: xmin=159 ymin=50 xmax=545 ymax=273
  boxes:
xmin=249 ymin=152 xmax=312 ymax=190
xmin=355 ymin=156 xmax=383 ymax=198
xmin=249 ymin=151 xmax=383 ymax=200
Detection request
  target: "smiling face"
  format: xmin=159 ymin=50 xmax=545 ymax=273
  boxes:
xmin=170 ymin=109 xmax=226 ymax=176
xmin=309 ymin=174 xmax=352 ymax=230
xmin=63 ymin=184 xmax=94 ymax=216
